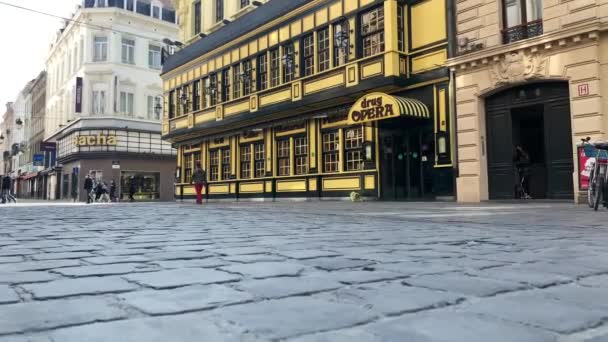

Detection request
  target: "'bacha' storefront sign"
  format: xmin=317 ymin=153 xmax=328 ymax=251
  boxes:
xmin=74 ymin=134 xmax=117 ymax=146
xmin=347 ymin=92 xmax=430 ymax=125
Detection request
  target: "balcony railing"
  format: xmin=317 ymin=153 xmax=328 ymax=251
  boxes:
xmin=502 ymin=20 xmax=543 ymax=44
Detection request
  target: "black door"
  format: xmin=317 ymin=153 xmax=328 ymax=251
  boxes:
xmin=486 ymin=82 xmax=573 ymax=200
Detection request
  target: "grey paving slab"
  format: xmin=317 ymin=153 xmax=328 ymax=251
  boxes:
xmin=83 ymin=255 xmax=152 ymax=265
xmin=47 ymin=313 xmax=239 ymax=342
xmin=219 ymin=261 xmax=306 ymax=279
xmin=376 ymin=261 xmax=461 ymax=275
xmin=97 ymin=248 xmax=159 ymax=256
xmin=234 ymin=276 xmax=342 ymax=299
xmin=54 ymin=263 xmax=157 ymax=277
xmin=0 ymin=260 xmax=82 ymax=272
xmin=0 ymin=284 xmax=20 ymax=304
xmin=301 ymin=257 xmax=375 ymax=271
xmin=579 ymin=274 xmax=608 ymax=287
xmin=469 ymin=266 xmax=573 ymax=287
xmin=31 ymin=252 xmax=96 ymax=261
xmin=119 ymin=284 xmax=253 ymax=315
xmin=123 ymin=268 xmax=240 ymax=289
xmin=404 ymin=272 xmax=526 ymax=297
xmin=317 ymin=269 xmax=408 ymax=285
xmin=0 ymin=297 xmax=127 ymax=335
xmin=0 ymin=271 xmax=57 ymax=284
xmin=208 ymin=246 xmax=268 ymax=255
xmin=143 ymin=251 xmax=216 ymax=261
xmin=277 ymin=249 xmax=342 ymax=260
xmin=0 ymin=257 xmax=24 ymax=264
xmin=151 ymin=258 xmax=228 ymax=269
xmin=209 ymin=296 xmax=377 ymax=340
xmin=585 ymin=333 xmax=608 ymax=342
xmin=221 ymin=254 xmax=287 ymax=263
xmin=21 ymin=276 xmax=138 ymax=299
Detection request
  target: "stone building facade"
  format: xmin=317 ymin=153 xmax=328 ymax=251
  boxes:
xmin=448 ymin=0 xmax=608 ymax=202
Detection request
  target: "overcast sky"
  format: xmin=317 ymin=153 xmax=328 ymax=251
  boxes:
xmin=0 ymin=0 xmax=80 ymax=111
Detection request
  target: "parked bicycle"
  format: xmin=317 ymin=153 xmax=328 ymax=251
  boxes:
xmin=581 ymin=137 xmax=608 ymax=211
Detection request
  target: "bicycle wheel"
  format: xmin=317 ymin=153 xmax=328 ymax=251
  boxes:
xmin=594 ymin=173 xmax=604 ymax=211
xmin=588 ymin=169 xmax=596 ymax=208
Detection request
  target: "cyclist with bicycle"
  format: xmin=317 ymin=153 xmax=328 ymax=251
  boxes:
xmin=513 ymin=144 xmax=532 ymax=199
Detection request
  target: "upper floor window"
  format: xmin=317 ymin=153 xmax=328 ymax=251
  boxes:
xmin=92 ymin=90 xmax=106 ymax=115
xmin=258 ymin=54 xmax=268 ymax=91
xmin=148 ymin=45 xmax=162 ymax=69
xmin=361 ymin=6 xmax=385 ymax=57
xmin=169 ymin=90 xmax=175 ymax=118
xmin=318 ymin=27 xmax=330 ymax=72
xmin=503 ymin=0 xmax=543 ymax=43
xmin=242 ymin=60 xmax=252 ymax=96
xmin=120 ymin=91 xmax=135 ymax=116
xmin=282 ymin=44 xmax=295 ymax=83
xmin=152 ymin=4 xmax=161 ymax=18
xmin=240 ymin=0 xmax=250 ymax=8
xmin=121 ymin=38 xmax=135 ymax=64
xmin=93 ymin=36 xmax=108 ymax=62
xmin=209 ymin=73 xmax=218 ymax=106
xmin=215 ymin=0 xmax=224 ymax=22
xmin=270 ymin=49 xmax=280 ymax=87
xmin=126 ymin=0 xmax=134 ymax=11
xmin=193 ymin=1 xmax=202 ymax=35
xmin=233 ymin=64 xmax=241 ymax=99
xmin=397 ymin=5 xmax=405 ymax=51
xmin=96 ymin=0 xmax=107 ymax=7
xmin=221 ymin=69 xmax=231 ymax=102
xmin=192 ymin=80 xmax=201 ymax=111
xmin=147 ymin=95 xmax=162 ymax=120
xmin=302 ymin=34 xmax=314 ymax=76
xmin=334 ymin=21 xmax=349 ymax=67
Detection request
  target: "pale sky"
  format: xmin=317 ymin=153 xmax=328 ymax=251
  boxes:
xmin=0 ymin=0 xmax=80 ymax=110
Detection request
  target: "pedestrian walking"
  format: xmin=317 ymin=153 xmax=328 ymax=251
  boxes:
xmin=1 ymin=175 xmax=16 ymax=204
xmin=191 ymin=163 xmax=207 ymax=204
xmin=84 ymin=175 xmax=94 ymax=204
xmin=129 ymin=176 xmax=137 ymax=202
xmin=109 ymin=180 xmax=117 ymax=202
xmin=513 ymin=144 xmax=532 ymax=199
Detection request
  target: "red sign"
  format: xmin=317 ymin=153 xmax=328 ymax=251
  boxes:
xmin=578 ymin=146 xmax=594 ymax=190
xmin=578 ymin=83 xmax=589 ymax=96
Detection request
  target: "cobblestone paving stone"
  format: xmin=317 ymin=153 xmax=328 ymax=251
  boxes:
xmin=0 ymin=201 xmax=608 ymax=341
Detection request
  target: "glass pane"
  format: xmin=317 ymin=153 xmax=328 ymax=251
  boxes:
xmin=526 ymin=0 xmax=542 ymax=21
xmin=505 ymin=0 xmax=522 ymax=27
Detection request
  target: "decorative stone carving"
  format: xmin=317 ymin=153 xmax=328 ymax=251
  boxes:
xmin=490 ymin=50 xmax=548 ymax=86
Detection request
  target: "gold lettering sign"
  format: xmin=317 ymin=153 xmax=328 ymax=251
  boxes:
xmin=74 ymin=134 xmax=118 ymax=146
xmin=347 ymin=93 xmax=399 ymax=125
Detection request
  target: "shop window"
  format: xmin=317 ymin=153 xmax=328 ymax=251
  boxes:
xmin=241 ymin=145 xmax=251 ymax=179
xmin=221 ymin=148 xmax=231 ymax=180
xmin=192 ymin=80 xmax=200 ymax=111
xmin=233 ymin=64 xmax=241 ymax=99
xmin=242 ymin=60 xmax=252 ymax=95
xmin=283 ymin=44 xmax=295 ymax=83
xmin=210 ymin=150 xmax=219 ymax=181
xmin=502 ymin=0 xmax=543 ymax=43
xmin=302 ymin=34 xmax=315 ymax=76
xmin=184 ymin=153 xmax=193 ymax=183
xmin=194 ymin=152 xmax=201 ymax=169
xmin=397 ymin=5 xmax=405 ymax=51
xmin=361 ymin=6 xmax=385 ymax=57
xmin=254 ymin=143 xmax=265 ymax=177
xmin=318 ymin=27 xmax=330 ymax=72
xmin=344 ymin=126 xmax=364 ymax=171
xmin=270 ymin=49 xmax=280 ymax=87
xmin=322 ymin=131 xmax=339 ymax=173
xmin=334 ymin=21 xmax=349 ymax=67
xmin=120 ymin=172 xmax=161 ymax=201
xmin=222 ymin=69 xmax=230 ymax=102
xmin=277 ymin=139 xmax=290 ymax=176
xmin=294 ymin=137 xmax=308 ymax=175
xmin=258 ymin=54 xmax=268 ymax=91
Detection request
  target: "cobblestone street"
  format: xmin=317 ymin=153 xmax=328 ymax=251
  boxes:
xmin=0 ymin=201 xmax=607 ymax=341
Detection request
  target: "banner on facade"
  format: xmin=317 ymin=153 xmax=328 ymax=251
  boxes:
xmin=75 ymin=77 xmax=83 ymax=113
xmin=33 ymin=154 xmax=44 ymax=167
xmin=578 ymin=145 xmax=595 ymax=190
xmin=41 ymin=142 xmax=56 ymax=151
xmin=347 ymin=93 xmax=430 ymax=125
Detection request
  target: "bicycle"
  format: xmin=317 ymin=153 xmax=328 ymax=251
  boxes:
xmin=581 ymin=137 xmax=608 ymax=211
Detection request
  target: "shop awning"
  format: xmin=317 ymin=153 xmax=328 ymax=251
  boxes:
xmin=21 ymin=173 xmax=39 ymax=180
xmin=347 ymin=92 xmax=430 ymax=125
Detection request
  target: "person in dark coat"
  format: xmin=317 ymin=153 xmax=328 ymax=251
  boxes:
xmin=1 ymin=176 xmax=16 ymax=204
xmin=109 ymin=180 xmax=117 ymax=202
xmin=513 ymin=145 xmax=532 ymax=199
xmin=191 ymin=163 xmax=207 ymax=204
xmin=84 ymin=175 xmax=94 ymax=204
xmin=129 ymin=176 xmax=137 ymax=202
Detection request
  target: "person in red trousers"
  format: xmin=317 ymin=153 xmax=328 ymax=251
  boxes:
xmin=191 ymin=163 xmax=207 ymax=204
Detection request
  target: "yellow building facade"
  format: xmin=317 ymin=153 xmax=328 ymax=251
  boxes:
xmin=162 ymin=0 xmax=456 ymax=200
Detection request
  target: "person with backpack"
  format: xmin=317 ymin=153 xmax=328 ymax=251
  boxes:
xmin=84 ymin=175 xmax=94 ymax=204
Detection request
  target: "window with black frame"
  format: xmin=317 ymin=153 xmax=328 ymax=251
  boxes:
xmin=233 ymin=64 xmax=241 ymax=99
xmin=303 ymin=34 xmax=314 ymax=76
xmin=168 ymin=90 xmax=175 ymax=118
xmin=241 ymin=145 xmax=251 ymax=179
xmin=240 ymin=0 xmax=249 ymax=8
xmin=222 ymin=69 xmax=230 ymax=102
xmin=397 ymin=5 xmax=405 ymax=51
xmin=193 ymin=1 xmax=202 ymax=35
xmin=221 ymin=148 xmax=231 ymax=180
xmin=344 ymin=126 xmax=364 ymax=171
xmin=192 ymin=80 xmax=200 ymax=111
xmin=258 ymin=54 xmax=268 ymax=91
xmin=210 ymin=74 xmax=218 ymax=106
xmin=210 ymin=150 xmax=219 ymax=181
xmin=270 ymin=49 xmax=280 ymax=87
xmin=294 ymin=136 xmax=308 ymax=175
xmin=502 ymin=0 xmax=543 ymax=43
xmin=361 ymin=6 xmax=385 ymax=57
xmin=215 ymin=0 xmax=224 ymax=22
xmin=184 ymin=153 xmax=193 ymax=183
xmin=202 ymin=77 xmax=209 ymax=108
xmin=254 ymin=143 xmax=265 ymax=178
xmin=318 ymin=27 xmax=330 ymax=72
xmin=322 ymin=131 xmax=339 ymax=173
xmin=334 ymin=21 xmax=349 ymax=66
xmin=277 ymin=139 xmax=290 ymax=176
xmin=283 ymin=44 xmax=295 ymax=83
xmin=243 ymin=60 xmax=252 ymax=95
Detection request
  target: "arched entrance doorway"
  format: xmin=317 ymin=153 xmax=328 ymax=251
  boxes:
xmin=485 ymin=81 xmax=573 ymax=199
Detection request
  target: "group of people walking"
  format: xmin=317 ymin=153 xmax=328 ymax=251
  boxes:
xmin=83 ymin=174 xmax=139 ymax=204
xmin=1 ymin=175 xmax=16 ymax=204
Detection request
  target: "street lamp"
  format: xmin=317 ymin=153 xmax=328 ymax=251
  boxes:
xmin=15 ymin=118 xmax=23 ymax=126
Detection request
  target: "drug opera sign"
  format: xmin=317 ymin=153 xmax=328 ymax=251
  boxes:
xmin=74 ymin=134 xmax=117 ymax=146
xmin=347 ymin=92 xmax=430 ymax=125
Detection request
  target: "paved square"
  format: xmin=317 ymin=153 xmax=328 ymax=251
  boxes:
xmin=1 ymin=201 xmax=608 ymax=341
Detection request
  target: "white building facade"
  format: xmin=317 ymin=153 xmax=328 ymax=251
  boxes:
xmin=44 ymin=0 xmax=179 ymax=201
